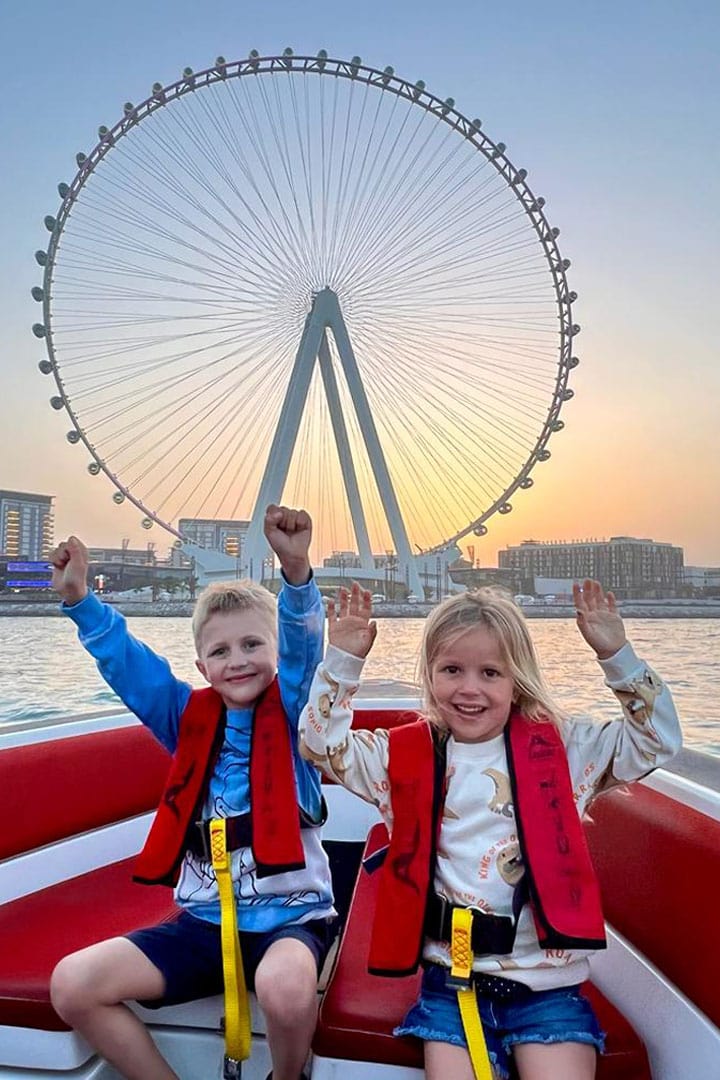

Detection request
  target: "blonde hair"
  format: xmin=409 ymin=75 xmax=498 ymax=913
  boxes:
xmin=418 ymin=588 xmax=564 ymax=729
xmin=192 ymin=579 xmax=277 ymax=652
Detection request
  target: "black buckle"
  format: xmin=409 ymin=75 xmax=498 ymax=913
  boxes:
xmin=191 ymin=819 xmax=212 ymax=862
xmin=446 ymin=969 xmax=473 ymax=992
xmin=222 ymin=1055 xmax=242 ymax=1079
xmin=435 ymin=892 xmax=449 ymax=931
xmin=300 ymin=794 xmax=328 ymax=829
xmin=427 ymin=894 xmax=517 ymax=956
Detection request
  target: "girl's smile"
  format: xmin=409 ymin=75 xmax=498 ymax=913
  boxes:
xmin=430 ymin=625 xmax=515 ymax=743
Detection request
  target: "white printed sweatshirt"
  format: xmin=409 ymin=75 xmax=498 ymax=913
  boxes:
xmin=299 ymin=642 xmax=682 ymax=991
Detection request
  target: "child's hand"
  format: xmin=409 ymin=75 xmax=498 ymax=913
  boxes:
xmin=263 ymin=504 xmax=312 ymax=586
xmin=573 ymin=579 xmax=626 ymax=660
xmin=327 ymin=582 xmax=377 ymax=659
xmin=50 ymin=536 xmax=89 ymax=606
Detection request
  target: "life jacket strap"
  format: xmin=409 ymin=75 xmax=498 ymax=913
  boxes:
xmin=449 ymin=908 xmax=494 ymax=1080
xmin=426 ymin=892 xmax=517 ymax=956
xmin=210 ymin=818 xmax=251 ymax=1074
xmin=188 ymin=799 xmax=328 ymax=862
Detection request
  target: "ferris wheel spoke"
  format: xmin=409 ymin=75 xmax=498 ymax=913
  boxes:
xmin=339 ymin=126 xmax=495 ymax=287
xmin=146 ymin=100 xmax=311 ymax=275
xmin=222 ymin=83 xmax=318 ymax=273
xmin=323 ymin=79 xmax=378 ymax=280
xmin=105 ymin=123 xmax=309 ymax=288
xmin=121 ymin=358 xmax=288 ymax=521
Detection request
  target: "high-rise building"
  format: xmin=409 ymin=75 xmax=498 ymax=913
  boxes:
xmin=0 ymin=490 xmax=54 ymax=560
xmin=178 ymin=517 xmax=250 ymax=562
xmin=498 ymin=536 xmax=684 ymax=599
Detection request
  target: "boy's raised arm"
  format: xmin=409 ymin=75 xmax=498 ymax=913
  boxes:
xmin=263 ymin=503 xmax=312 ymax=586
xmin=50 ymin=536 xmax=90 ymax=606
xmin=50 ymin=535 xmax=189 ymax=749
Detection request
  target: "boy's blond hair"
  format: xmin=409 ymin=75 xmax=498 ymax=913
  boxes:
xmin=418 ymin=587 xmax=564 ymax=729
xmin=192 ymin=579 xmax=278 ymax=652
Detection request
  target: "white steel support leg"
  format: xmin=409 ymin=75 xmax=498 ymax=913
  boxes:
xmin=245 ymin=287 xmax=423 ymax=596
xmin=244 ymin=305 xmax=328 ymax=579
xmin=317 ymin=330 xmax=374 ymax=570
xmin=322 ymin=290 xmax=424 ymax=598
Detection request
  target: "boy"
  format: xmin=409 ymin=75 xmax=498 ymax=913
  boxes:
xmin=49 ymin=505 xmax=334 ymax=1080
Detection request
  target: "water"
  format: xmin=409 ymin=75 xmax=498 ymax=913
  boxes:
xmin=1 ymin=616 xmax=719 ymax=756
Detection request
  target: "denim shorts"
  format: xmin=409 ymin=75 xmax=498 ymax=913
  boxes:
xmin=128 ymin=910 xmax=337 ymax=1008
xmin=395 ymin=963 xmax=605 ymax=1080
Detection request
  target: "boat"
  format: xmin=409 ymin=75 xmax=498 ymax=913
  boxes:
xmin=1 ymin=693 xmax=719 ymax=1079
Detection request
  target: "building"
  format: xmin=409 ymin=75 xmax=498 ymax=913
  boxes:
xmin=448 ymin=561 xmax=518 ymax=593
xmin=323 ymin=551 xmax=362 ymax=570
xmin=83 ymin=543 xmax=195 ymax=596
xmin=684 ymin=566 xmax=720 ymax=597
xmin=176 ymin=518 xmax=251 ymax=576
xmin=177 ymin=517 xmax=250 ymax=562
xmin=0 ymin=490 xmax=54 ymax=560
xmin=87 ymin=545 xmax=157 ymax=566
xmin=0 ymin=557 xmax=54 ymax=593
xmin=499 ymin=536 xmax=684 ymax=599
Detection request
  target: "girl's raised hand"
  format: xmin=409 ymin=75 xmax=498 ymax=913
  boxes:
xmin=573 ymin=579 xmax=626 ymax=660
xmin=327 ymin=582 xmax=377 ymax=659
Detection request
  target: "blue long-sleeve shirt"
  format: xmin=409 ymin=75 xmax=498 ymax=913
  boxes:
xmin=64 ymin=580 xmax=335 ymax=930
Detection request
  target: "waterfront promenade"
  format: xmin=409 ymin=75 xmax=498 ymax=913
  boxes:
xmin=2 ymin=598 xmax=720 ymax=619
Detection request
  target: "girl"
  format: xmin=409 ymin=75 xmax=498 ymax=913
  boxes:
xmin=299 ymin=580 xmax=681 ymax=1080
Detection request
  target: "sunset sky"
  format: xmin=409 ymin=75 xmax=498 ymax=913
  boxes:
xmin=1 ymin=0 xmax=718 ymax=568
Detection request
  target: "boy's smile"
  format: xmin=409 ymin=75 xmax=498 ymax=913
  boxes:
xmin=430 ymin=625 xmax=515 ymax=743
xmin=196 ymin=609 xmax=277 ymax=709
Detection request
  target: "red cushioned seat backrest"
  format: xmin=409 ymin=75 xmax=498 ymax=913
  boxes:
xmin=0 ymin=727 xmax=171 ymax=861
xmin=351 ymin=708 xmax=421 ymax=731
xmin=314 ymin=821 xmax=423 ymax=1066
xmin=585 ymin=783 xmax=720 ymax=1028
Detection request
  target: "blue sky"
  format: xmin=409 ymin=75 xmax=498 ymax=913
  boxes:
xmin=1 ymin=0 xmax=718 ymax=564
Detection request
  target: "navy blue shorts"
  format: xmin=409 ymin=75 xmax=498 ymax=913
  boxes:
xmin=128 ymin=911 xmax=337 ymax=1008
xmin=395 ymin=963 xmax=605 ymax=1080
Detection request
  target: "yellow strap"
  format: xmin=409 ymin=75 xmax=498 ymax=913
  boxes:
xmin=451 ymin=908 xmax=494 ymax=1080
xmin=210 ymin=819 xmax=252 ymax=1068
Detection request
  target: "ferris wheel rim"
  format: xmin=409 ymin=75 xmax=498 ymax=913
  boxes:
xmin=33 ymin=50 xmax=578 ymax=555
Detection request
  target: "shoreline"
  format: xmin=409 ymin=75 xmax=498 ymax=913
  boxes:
xmin=2 ymin=599 xmax=720 ymax=619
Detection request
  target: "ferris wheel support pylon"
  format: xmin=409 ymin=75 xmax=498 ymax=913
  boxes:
xmin=317 ymin=330 xmax=374 ymax=570
xmin=243 ymin=287 xmax=425 ymax=597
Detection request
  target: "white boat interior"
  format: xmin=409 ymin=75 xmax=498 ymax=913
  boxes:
xmin=1 ymin=699 xmax=718 ymax=1080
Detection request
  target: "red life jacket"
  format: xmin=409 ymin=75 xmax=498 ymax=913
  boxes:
xmin=133 ymin=678 xmax=305 ymax=886
xmin=368 ymin=714 xmax=606 ymax=976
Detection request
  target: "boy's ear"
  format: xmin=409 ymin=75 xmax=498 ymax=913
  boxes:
xmin=195 ymin=658 xmax=209 ymax=682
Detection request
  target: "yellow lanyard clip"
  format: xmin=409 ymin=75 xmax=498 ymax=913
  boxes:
xmin=209 ymin=819 xmax=252 ymax=1072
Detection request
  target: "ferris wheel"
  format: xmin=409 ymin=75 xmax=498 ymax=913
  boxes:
xmin=32 ymin=50 xmax=579 ymax=591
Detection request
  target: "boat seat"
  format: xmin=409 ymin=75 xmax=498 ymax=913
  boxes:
xmin=585 ymin=780 xmax=720 ymax=1030
xmin=0 ymin=725 xmax=176 ymax=1031
xmin=0 ymin=724 xmax=171 ymax=862
xmin=314 ymin=822 xmax=651 ymax=1078
xmin=0 ymin=857 xmax=177 ymax=1030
